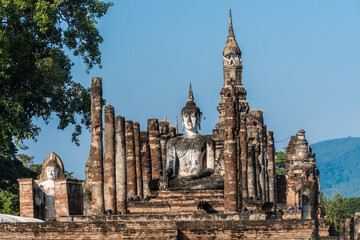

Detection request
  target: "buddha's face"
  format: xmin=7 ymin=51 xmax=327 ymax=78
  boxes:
xmin=182 ymin=110 xmax=199 ymax=133
xmin=46 ymin=166 xmax=59 ymax=180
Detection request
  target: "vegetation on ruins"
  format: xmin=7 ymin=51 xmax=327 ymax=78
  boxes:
xmin=0 ymin=0 xmax=112 ymax=215
xmin=0 ymin=0 xmax=113 ymax=159
xmin=320 ymin=192 xmax=360 ymax=233
xmin=0 ymin=153 xmax=76 ymax=215
xmin=274 ymin=148 xmax=286 ymax=176
xmin=320 ymin=192 xmax=350 ymax=233
xmin=0 ymin=154 xmax=37 ymax=215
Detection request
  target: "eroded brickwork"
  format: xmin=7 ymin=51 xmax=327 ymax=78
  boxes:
xmin=84 ymin=77 xmax=104 ymax=215
xmin=0 ymin=219 xmax=317 ymax=240
xmin=115 ymin=115 xmax=127 ymax=214
xmin=284 ymin=130 xmax=319 ymax=221
xmin=125 ymin=120 xmax=137 ymax=198
xmin=133 ymin=122 xmax=143 ymax=199
xmin=104 ymin=105 xmax=116 ymax=212
xmin=18 ymin=178 xmax=35 ymax=218
xmin=147 ymin=119 xmax=162 ymax=180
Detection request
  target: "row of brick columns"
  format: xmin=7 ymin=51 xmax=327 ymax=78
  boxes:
xmin=246 ymin=111 xmax=276 ymax=203
xmin=339 ymin=213 xmax=360 ymax=240
xmin=84 ymin=77 xmax=175 ymax=215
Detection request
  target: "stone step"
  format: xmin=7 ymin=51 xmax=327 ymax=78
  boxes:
xmin=128 ymin=206 xmax=225 ymax=215
xmin=149 ymin=196 xmax=224 ymax=203
xmin=156 ymin=189 xmax=224 ymax=198
xmin=128 ymin=200 xmax=224 ymax=209
xmin=128 ymin=200 xmax=225 ymax=214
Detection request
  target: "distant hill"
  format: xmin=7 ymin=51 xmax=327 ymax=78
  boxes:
xmin=311 ymin=137 xmax=360 ymax=198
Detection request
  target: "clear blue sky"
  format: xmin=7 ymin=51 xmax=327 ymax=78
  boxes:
xmin=21 ymin=1 xmax=360 ymax=181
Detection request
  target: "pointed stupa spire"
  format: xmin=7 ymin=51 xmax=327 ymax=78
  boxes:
xmin=228 ymin=8 xmax=234 ymax=37
xmin=187 ymin=81 xmax=194 ymax=102
xmin=224 ymin=8 xmax=241 ymax=55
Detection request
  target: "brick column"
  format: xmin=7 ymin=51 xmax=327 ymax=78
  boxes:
xmin=147 ymin=119 xmax=162 ymax=179
xmin=104 ymin=105 xmax=116 ymax=212
xmin=18 ymin=178 xmax=35 ymax=218
xmin=223 ymin=87 xmax=238 ymax=212
xmin=125 ymin=120 xmax=137 ymax=197
xmin=247 ymin=144 xmax=257 ymax=199
xmin=115 ymin=116 xmax=127 ymax=214
xmin=262 ymin=126 xmax=269 ymax=202
xmin=142 ymin=141 xmax=152 ymax=198
xmin=84 ymin=77 xmax=104 ymax=215
xmin=159 ymin=121 xmax=170 ymax=173
xmin=345 ymin=217 xmax=354 ymax=240
xmin=267 ymin=131 xmax=276 ymax=205
xmin=240 ymin=112 xmax=248 ymax=199
xmin=54 ymin=179 xmax=69 ymax=218
xmin=133 ymin=122 xmax=143 ymax=199
xmin=354 ymin=212 xmax=360 ymax=240
xmin=257 ymin=125 xmax=266 ymax=201
xmin=169 ymin=126 xmax=176 ymax=138
xmin=340 ymin=219 xmax=346 ymax=240
xmin=254 ymin=142 xmax=261 ymax=199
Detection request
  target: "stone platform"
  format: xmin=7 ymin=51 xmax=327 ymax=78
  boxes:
xmin=129 ymin=189 xmax=225 ymax=215
xmin=0 ymin=217 xmax=317 ymax=239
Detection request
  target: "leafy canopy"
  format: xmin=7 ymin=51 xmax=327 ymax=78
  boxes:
xmin=0 ymin=0 xmax=113 ymax=156
xmin=320 ymin=192 xmax=350 ymax=233
xmin=275 ymin=148 xmax=287 ymax=176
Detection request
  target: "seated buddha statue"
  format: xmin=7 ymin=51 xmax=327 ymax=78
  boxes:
xmin=36 ymin=153 xmax=60 ymax=219
xmin=159 ymin=83 xmax=221 ymax=190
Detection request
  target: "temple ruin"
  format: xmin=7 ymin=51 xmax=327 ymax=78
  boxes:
xmin=3 ymin=9 xmax=358 ymax=240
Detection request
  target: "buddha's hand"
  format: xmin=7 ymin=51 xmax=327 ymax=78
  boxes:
xmin=193 ymin=168 xmax=214 ymax=179
xmin=159 ymin=169 xmax=172 ymax=190
xmin=159 ymin=174 xmax=168 ymax=190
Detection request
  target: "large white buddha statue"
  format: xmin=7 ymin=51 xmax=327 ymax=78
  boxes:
xmin=159 ymin=83 xmax=216 ymax=190
xmin=37 ymin=153 xmax=60 ymax=218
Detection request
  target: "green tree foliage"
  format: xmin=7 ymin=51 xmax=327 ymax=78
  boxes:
xmin=321 ymin=192 xmax=350 ymax=233
xmin=0 ymin=0 xmax=113 ymax=157
xmin=0 ymin=154 xmax=38 ymax=215
xmin=343 ymin=197 xmax=360 ymax=216
xmin=0 ymin=189 xmax=19 ymax=215
xmin=275 ymin=148 xmax=287 ymax=176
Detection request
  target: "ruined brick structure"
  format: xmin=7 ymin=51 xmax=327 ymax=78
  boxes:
xmin=282 ymin=129 xmax=320 ymax=221
xmin=213 ymin=10 xmax=277 ymax=211
xmin=18 ymin=152 xmax=82 ymax=220
xmin=339 ymin=213 xmax=360 ymax=240
xmin=13 ymin=9 xmax=331 ymax=240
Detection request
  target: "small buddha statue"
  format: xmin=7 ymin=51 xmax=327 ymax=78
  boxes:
xmin=159 ymin=83 xmax=216 ymax=190
xmin=37 ymin=153 xmax=60 ymax=219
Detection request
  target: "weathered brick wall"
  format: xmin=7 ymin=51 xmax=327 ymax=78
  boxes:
xmin=177 ymin=219 xmax=317 ymax=239
xmin=0 ymin=221 xmax=177 ymax=240
xmin=18 ymin=178 xmax=35 ymax=218
xmin=0 ymin=219 xmax=317 ymax=239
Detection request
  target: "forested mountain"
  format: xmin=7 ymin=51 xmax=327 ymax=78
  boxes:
xmin=312 ymin=137 xmax=360 ymax=198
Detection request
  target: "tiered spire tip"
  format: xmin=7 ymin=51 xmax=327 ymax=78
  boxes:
xmin=187 ymin=81 xmax=194 ymax=102
xmin=228 ymin=8 xmax=234 ymax=37
xmin=224 ymin=8 xmax=241 ymax=54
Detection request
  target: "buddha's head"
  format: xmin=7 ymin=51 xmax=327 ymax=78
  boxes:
xmin=46 ymin=159 xmax=59 ymax=180
xmin=181 ymin=83 xmax=202 ymax=134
